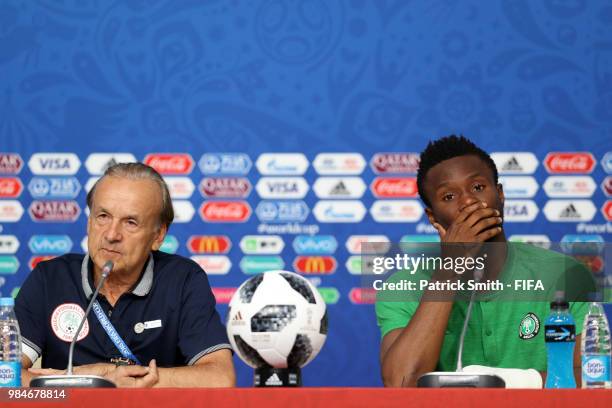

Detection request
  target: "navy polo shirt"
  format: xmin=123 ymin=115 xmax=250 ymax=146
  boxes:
xmin=15 ymin=251 xmax=231 ymax=369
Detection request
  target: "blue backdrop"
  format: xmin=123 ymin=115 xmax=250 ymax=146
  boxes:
xmin=0 ymin=0 xmax=610 ymax=387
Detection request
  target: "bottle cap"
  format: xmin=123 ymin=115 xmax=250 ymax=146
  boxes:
xmin=0 ymin=297 xmax=15 ymax=307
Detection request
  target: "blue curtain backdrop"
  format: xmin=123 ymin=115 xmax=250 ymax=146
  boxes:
xmin=0 ymin=1 xmax=611 ymax=386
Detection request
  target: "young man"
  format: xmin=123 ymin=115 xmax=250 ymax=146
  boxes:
xmin=376 ymin=135 xmax=593 ymax=387
xmin=16 ymin=163 xmax=235 ymax=387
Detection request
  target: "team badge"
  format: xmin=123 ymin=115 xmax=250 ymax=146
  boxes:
xmin=51 ymin=303 xmax=89 ymax=342
xmin=519 ymin=312 xmax=540 ymax=340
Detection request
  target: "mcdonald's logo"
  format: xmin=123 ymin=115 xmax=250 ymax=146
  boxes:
xmin=187 ymin=235 xmax=231 ymax=254
xmin=293 ymin=256 xmax=336 ymax=275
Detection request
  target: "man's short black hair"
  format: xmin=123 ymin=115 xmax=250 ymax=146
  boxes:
xmin=416 ymin=135 xmax=499 ymax=207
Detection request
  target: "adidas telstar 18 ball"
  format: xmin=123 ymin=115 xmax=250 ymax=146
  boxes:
xmin=227 ymin=270 xmax=328 ymax=369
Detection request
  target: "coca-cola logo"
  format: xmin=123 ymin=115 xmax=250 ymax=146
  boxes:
xmin=370 ymin=153 xmax=420 ymax=174
xmin=544 ymin=153 xmax=595 ymax=174
xmin=200 ymin=201 xmax=251 ymax=222
xmin=28 ymin=200 xmax=81 ymax=222
xmin=144 ymin=154 xmax=194 ymax=175
xmin=0 ymin=178 xmax=23 ymax=198
xmin=371 ymin=177 xmax=418 ymax=198
xmin=200 ymin=177 xmax=251 ymax=198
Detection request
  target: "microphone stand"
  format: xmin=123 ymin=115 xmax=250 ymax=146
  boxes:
xmin=30 ymin=261 xmax=117 ymax=388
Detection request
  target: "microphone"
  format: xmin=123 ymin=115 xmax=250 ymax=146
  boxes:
xmin=30 ymin=260 xmax=117 ymax=388
xmin=417 ymin=268 xmax=505 ymax=388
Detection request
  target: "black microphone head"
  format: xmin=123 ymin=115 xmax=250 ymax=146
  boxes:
xmin=102 ymin=260 xmax=114 ymax=277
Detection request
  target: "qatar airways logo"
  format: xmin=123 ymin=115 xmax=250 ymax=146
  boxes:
xmin=544 ymin=153 xmax=595 ymax=174
xmin=29 ymin=200 xmax=80 ymax=222
xmin=144 ymin=153 xmax=194 ymax=175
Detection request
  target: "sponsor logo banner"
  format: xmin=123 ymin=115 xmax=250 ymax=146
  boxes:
xmin=313 ymin=177 xmax=366 ymax=199
xmin=508 ymin=235 xmax=551 ymax=249
xmin=293 ymin=256 xmax=337 ymax=274
xmin=503 ymin=200 xmax=539 ymax=222
xmin=0 ymin=177 xmax=23 ymax=198
xmin=211 ymin=287 xmax=237 ymax=304
xmin=0 ymin=256 xmax=19 ymax=274
xmin=560 ymin=234 xmax=604 ymax=255
xmin=370 ymin=200 xmax=423 ymax=223
xmin=346 ymin=235 xmax=390 ymax=254
xmin=499 ymin=176 xmax=539 ymax=198
xmin=256 ymin=200 xmax=309 ymax=222
xmin=171 ymin=200 xmax=195 ymax=223
xmin=188 ymin=235 xmax=232 ymax=254
xmin=602 ymin=200 xmax=612 ymax=221
xmin=159 ymin=235 xmax=179 ymax=254
xmin=199 ymin=153 xmax=252 ymax=175
xmin=400 ymin=235 xmax=440 ymax=243
xmin=349 ymin=288 xmax=376 ymax=304
xmin=200 ymin=177 xmax=251 ymax=198
xmin=28 ymin=200 xmax=80 ymax=222
xmin=0 ymin=235 xmax=19 ymax=254
xmin=543 ymin=200 xmax=596 ymax=222
xmin=313 ymin=153 xmax=366 ymax=175
xmin=239 ymin=256 xmax=285 ymax=274
xmin=163 ymin=177 xmax=195 ymax=199
xmin=601 ymin=152 xmax=612 ymax=174
xmin=0 ymin=153 xmax=23 ymax=174
xmin=491 ymin=152 xmax=539 ymax=175
xmin=256 ymin=177 xmax=309 ymax=199
xmin=144 ymin=153 xmax=194 ymax=175
xmin=292 ymin=235 xmax=337 ymax=254
xmin=28 ymin=176 xmax=81 ymax=199
xmin=0 ymin=200 xmax=24 ymax=222
xmin=602 ymin=176 xmax=612 ymax=197
xmin=346 ymin=256 xmax=363 ymax=275
xmin=201 ymin=201 xmax=251 ymax=223
xmin=313 ymin=200 xmax=366 ymax=223
xmin=370 ymin=153 xmax=419 ymax=174
xmin=544 ymin=152 xmax=595 ymax=174
xmin=239 ymin=235 xmax=284 ymax=254
xmin=317 ymin=287 xmax=340 ymax=304
xmin=28 ymin=235 xmax=73 ymax=254
xmin=190 ymin=255 xmax=232 ymax=275
xmin=28 ymin=153 xmax=81 ymax=175
xmin=543 ymin=176 xmax=596 ymax=198
xmin=85 ymin=153 xmax=137 ymax=175
xmin=256 ymin=153 xmax=309 ymax=175
xmin=29 ymin=255 xmax=55 ymax=270
xmin=371 ymin=177 xmax=418 ymax=198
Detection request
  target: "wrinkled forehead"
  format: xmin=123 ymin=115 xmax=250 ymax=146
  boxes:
xmin=91 ymin=176 xmax=163 ymax=216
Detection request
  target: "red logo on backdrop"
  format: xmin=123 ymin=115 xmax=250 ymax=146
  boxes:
xmin=349 ymin=288 xmax=376 ymax=304
xmin=293 ymin=256 xmax=337 ymax=274
xmin=0 ymin=154 xmax=23 ymax=174
xmin=602 ymin=200 xmax=612 ymax=221
xmin=603 ymin=177 xmax=612 ymax=196
xmin=28 ymin=200 xmax=80 ymax=222
xmin=544 ymin=153 xmax=595 ymax=174
xmin=371 ymin=153 xmax=419 ymax=174
xmin=187 ymin=236 xmax=232 ymax=254
xmin=0 ymin=177 xmax=23 ymax=198
xmin=144 ymin=153 xmax=194 ymax=175
xmin=212 ymin=287 xmax=237 ymax=304
xmin=200 ymin=177 xmax=252 ymax=198
xmin=200 ymin=201 xmax=251 ymax=222
xmin=573 ymin=255 xmax=604 ymax=274
xmin=29 ymin=255 xmax=56 ymax=270
xmin=371 ymin=177 xmax=418 ymax=198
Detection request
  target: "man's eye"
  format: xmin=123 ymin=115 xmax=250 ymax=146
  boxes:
xmin=473 ymin=184 xmax=485 ymax=192
xmin=442 ymin=193 xmax=454 ymax=201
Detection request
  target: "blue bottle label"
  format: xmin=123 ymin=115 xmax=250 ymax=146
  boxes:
xmin=582 ymin=356 xmax=611 ymax=383
xmin=544 ymin=324 xmax=575 ymax=342
xmin=0 ymin=361 xmax=21 ymax=387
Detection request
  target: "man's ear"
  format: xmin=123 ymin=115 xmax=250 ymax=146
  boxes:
xmin=151 ymin=224 xmax=168 ymax=251
xmin=425 ymin=207 xmax=437 ymax=226
xmin=497 ymin=183 xmax=505 ymax=207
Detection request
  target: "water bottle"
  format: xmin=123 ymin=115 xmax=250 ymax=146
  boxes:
xmin=0 ymin=297 xmax=21 ymax=387
xmin=581 ymin=302 xmax=611 ymax=388
xmin=545 ymin=297 xmax=576 ymax=388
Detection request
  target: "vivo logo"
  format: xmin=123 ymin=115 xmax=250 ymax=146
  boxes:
xmin=292 ymin=235 xmax=338 ymax=255
xmin=28 ymin=153 xmax=81 ymax=175
xmin=256 ymin=200 xmax=309 ymax=222
xmin=256 ymin=177 xmax=309 ymax=199
xmin=28 ymin=235 xmax=73 ymax=254
xmin=256 ymin=153 xmax=309 ymax=175
xmin=313 ymin=200 xmax=366 ymax=223
xmin=28 ymin=177 xmax=81 ymax=198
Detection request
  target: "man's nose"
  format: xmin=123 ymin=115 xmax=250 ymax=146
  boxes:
xmin=104 ymin=220 xmax=122 ymax=242
xmin=459 ymin=194 xmax=480 ymax=212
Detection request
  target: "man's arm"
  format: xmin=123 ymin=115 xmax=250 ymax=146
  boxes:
xmin=153 ymin=349 xmax=235 ymax=387
xmin=20 ymin=356 xmax=33 ymax=387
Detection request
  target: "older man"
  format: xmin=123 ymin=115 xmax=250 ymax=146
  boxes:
xmin=16 ymin=163 xmax=235 ymax=387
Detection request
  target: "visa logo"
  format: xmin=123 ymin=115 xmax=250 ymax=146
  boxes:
xmin=292 ymin=235 xmax=338 ymax=254
xmin=41 ymin=158 xmax=70 ymax=169
xmin=28 ymin=235 xmax=73 ymax=254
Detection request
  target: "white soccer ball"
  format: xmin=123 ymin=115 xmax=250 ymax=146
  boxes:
xmin=227 ymin=270 xmax=328 ymax=369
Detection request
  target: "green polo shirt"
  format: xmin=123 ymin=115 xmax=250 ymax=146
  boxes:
xmin=375 ymin=242 xmax=593 ymax=371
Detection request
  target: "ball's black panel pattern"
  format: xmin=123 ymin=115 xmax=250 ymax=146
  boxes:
xmin=251 ymin=305 xmax=296 ymax=332
xmin=280 ymin=272 xmax=316 ymax=304
xmin=286 ymin=334 xmax=312 ymax=367
xmin=233 ymin=335 xmax=270 ymax=368
xmin=239 ymin=273 xmax=264 ymax=303
xmin=320 ymin=310 xmax=328 ymax=335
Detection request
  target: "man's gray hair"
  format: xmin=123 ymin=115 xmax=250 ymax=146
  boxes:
xmin=86 ymin=162 xmax=174 ymax=229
